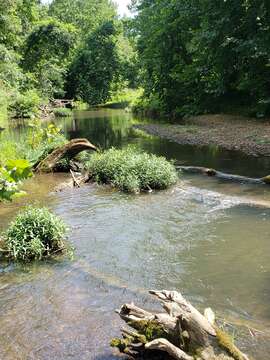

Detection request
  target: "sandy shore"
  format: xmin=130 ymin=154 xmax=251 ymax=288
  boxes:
xmin=135 ymin=114 xmax=270 ymax=156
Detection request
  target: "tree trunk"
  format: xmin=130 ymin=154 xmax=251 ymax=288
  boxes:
xmin=35 ymin=138 xmax=96 ymax=173
xmin=111 ymin=290 xmax=249 ymax=360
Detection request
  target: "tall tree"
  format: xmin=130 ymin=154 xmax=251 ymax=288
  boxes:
xmin=134 ymin=0 xmax=270 ymax=117
xmin=67 ymin=20 xmax=120 ymax=104
xmin=48 ymin=0 xmax=117 ymax=36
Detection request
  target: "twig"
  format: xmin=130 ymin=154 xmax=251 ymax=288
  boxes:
xmin=70 ymin=169 xmax=80 ymax=187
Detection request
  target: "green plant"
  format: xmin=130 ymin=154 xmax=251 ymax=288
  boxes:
xmin=0 ymin=159 xmax=32 ymax=201
xmin=67 ymin=20 xmax=120 ymax=105
xmin=26 ymin=121 xmax=67 ymax=164
xmin=86 ymin=147 xmax=178 ymax=193
xmin=2 ymin=207 xmax=67 ymax=261
xmin=104 ymin=88 xmax=143 ymax=109
xmin=8 ymin=89 xmax=41 ymax=118
xmin=53 ymin=107 xmax=72 ymax=117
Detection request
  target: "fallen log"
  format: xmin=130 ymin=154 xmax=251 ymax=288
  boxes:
xmin=35 ymin=138 xmax=96 ymax=173
xmin=179 ymin=166 xmax=270 ymax=185
xmin=111 ymin=290 xmax=249 ymax=360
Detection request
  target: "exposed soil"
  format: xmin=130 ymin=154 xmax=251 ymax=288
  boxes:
xmin=135 ymin=114 xmax=270 ymax=156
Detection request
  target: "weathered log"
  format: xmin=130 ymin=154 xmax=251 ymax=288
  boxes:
xmin=149 ymin=290 xmax=216 ymax=348
xmin=111 ymin=290 xmax=249 ymax=360
xmin=179 ymin=166 xmax=270 ymax=185
xmin=35 ymin=138 xmax=96 ymax=172
xmin=145 ymin=339 xmax=193 ymax=360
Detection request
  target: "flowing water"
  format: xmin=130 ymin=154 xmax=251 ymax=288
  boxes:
xmin=1 ymin=109 xmax=270 ymax=359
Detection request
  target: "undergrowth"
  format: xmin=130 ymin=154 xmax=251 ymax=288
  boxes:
xmin=53 ymin=107 xmax=72 ymax=117
xmin=86 ymin=147 xmax=178 ymax=193
xmin=1 ymin=207 xmax=68 ymax=261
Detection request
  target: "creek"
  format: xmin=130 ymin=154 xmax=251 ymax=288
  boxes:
xmin=0 ymin=109 xmax=270 ymax=359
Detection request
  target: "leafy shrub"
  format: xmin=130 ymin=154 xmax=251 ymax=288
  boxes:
xmin=0 ymin=159 xmax=32 ymax=201
xmin=86 ymin=147 xmax=178 ymax=193
xmin=8 ymin=89 xmax=41 ymax=118
xmin=132 ymin=93 xmax=165 ymax=117
xmin=26 ymin=121 xmax=67 ymax=165
xmin=2 ymin=207 xmax=67 ymax=261
xmin=53 ymin=107 xmax=72 ymax=117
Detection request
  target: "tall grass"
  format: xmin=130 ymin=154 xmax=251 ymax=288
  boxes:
xmin=86 ymin=147 xmax=178 ymax=193
xmin=2 ymin=207 xmax=67 ymax=261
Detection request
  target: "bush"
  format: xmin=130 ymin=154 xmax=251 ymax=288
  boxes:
xmin=53 ymin=107 xmax=72 ymax=117
xmin=8 ymin=89 xmax=41 ymax=118
xmin=2 ymin=207 xmax=67 ymax=261
xmin=86 ymin=147 xmax=178 ymax=193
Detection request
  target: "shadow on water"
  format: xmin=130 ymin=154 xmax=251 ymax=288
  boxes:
xmin=58 ymin=109 xmax=270 ymax=177
xmin=1 ymin=109 xmax=270 ymax=359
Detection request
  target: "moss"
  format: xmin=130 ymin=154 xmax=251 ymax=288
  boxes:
xmin=215 ymin=326 xmax=245 ymax=360
xmin=127 ymin=319 xmax=167 ymax=341
xmin=110 ymin=337 xmax=132 ymax=352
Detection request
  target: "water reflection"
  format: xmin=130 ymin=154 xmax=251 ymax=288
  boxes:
xmin=58 ymin=109 xmax=270 ymax=177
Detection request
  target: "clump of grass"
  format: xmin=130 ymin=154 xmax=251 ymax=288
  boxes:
xmin=53 ymin=107 xmax=72 ymax=117
xmin=1 ymin=207 xmax=67 ymax=261
xmin=86 ymin=147 xmax=178 ymax=193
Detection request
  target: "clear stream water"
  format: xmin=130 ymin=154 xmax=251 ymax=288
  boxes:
xmin=1 ymin=109 xmax=270 ymax=359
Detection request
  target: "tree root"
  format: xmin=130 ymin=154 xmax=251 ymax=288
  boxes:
xmin=111 ymin=290 xmax=249 ymax=360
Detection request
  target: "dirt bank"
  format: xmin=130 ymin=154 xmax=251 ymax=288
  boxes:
xmin=135 ymin=114 xmax=270 ymax=156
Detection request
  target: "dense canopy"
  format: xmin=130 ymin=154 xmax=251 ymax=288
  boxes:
xmin=0 ymin=0 xmax=270 ymax=118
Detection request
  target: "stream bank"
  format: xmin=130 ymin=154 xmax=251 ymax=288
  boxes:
xmin=134 ymin=114 xmax=270 ymax=157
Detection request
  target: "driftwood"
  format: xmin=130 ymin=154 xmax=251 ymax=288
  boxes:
xmin=35 ymin=138 xmax=96 ymax=173
xmin=54 ymin=171 xmax=91 ymax=192
xmin=112 ymin=290 xmax=249 ymax=360
xmin=179 ymin=166 xmax=270 ymax=185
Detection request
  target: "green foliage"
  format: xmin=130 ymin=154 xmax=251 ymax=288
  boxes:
xmin=67 ymin=20 xmax=120 ymax=105
xmin=53 ymin=107 xmax=72 ymax=117
xmin=86 ymin=147 xmax=178 ymax=193
xmin=104 ymin=88 xmax=143 ymax=108
xmin=0 ymin=46 xmax=26 ymax=91
xmin=0 ymin=121 xmax=66 ymax=170
xmin=8 ymin=89 xmax=41 ymax=118
xmin=25 ymin=121 xmax=67 ymax=165
xmin=0 ymin=0 xmax=39 ymax=49
xmin=22 ymin=19 xmax=77 ymax=98
xmin=48 ymin=0 xmax=116 ymax=37
xmin=0 ymin=121 xmax=67 ymax=201
xmin=0 ymin=159 xmax=32 ymax=201
xmin=0 ymin=0 xmax=137 ymax=114
xmin=134 ymin=0 xmax=270 ymax=117
xmin=2 ymin=206 xmax=67 ymax=261
xmin=133 ymin=92 xmax=164 ymax=117
xmin=0 ymin=87 xmax=8 ymax=124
